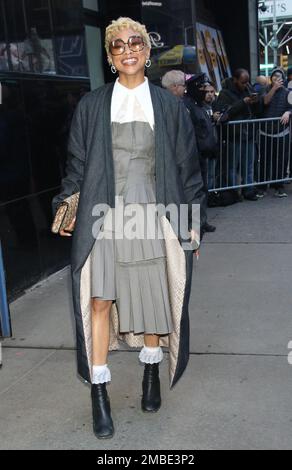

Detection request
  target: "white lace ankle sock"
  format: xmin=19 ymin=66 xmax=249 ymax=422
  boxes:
xmin=139 ymin=346 xmax=163 ymax=364
xmin=92 ymin=364 xmax=111 ymax=384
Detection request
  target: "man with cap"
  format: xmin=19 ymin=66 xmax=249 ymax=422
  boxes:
xmin=182 ymin=73 xmax=218 ymax=233
xmin=161 ymin=70 xmax=210 ymax=235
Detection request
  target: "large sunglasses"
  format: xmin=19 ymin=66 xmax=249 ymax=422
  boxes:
xmin=109 ymin=35 xmax=145 ymax=56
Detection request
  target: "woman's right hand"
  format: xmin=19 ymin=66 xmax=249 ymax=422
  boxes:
xmin=59 ymin=217 xmax=76 ymax=237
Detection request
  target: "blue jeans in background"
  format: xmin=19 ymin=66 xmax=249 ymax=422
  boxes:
xmin=228 ymin=138 xmax=256 ymax=194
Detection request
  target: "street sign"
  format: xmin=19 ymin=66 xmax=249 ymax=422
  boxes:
xmin=259 ymin=0 xmax=292 ymax=20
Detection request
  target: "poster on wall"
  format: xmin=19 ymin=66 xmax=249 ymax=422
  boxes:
xmin=196 ymin=23 xmax=231 ymax=91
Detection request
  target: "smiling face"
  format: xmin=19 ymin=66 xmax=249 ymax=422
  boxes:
xmin=108 ymin=28 xmax=150 ymax=80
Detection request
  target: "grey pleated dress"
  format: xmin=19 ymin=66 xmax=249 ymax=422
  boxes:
xmin=90 ymin=101 xmax=173 ymax=335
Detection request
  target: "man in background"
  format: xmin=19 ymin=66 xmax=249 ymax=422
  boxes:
xmin=183 ymin=74 xmax=218 ymax=233
xmin=215 ymin=68 xmax=261 ymax=201
xmin=161 ymin=70 xmax=186 ymax=98
xmin=201 ymin=83 xmax=221 ymax=194
xmin=162 ymin=70 xmax=214 ymax=234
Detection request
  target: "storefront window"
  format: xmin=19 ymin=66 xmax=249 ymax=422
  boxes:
xmin=82 ymin=0 xmax=99 ymax=11
xmin=0 ymin=1 xmax=24 ymax=71
xmin=0 ymin=78 xmax=31 ymax=202
xmin=0 ymin=0 xmax=55 ymax=74
xmin=55 ymin=34 xmax=88 ymax=76
xmin=0 ymin=2 xmax=8 ymax=71
xmin=19 ymin=32 xmax=56 ymax=75
xmin=0 ymin=0 xmax=89 ymax=77
xmin=25 ymin=0 xmax=52 ymax=36
xmin=142 ymin=0 xmax=196 ymax=83
xmin=52 ymin=0 xmax=83 ymax=33
xmin=0 ymin=2 xmax=6 ymax=42
xmin=1 ymin=0 xmax=26 ymax=42
xmin=23 ymin=0 xmax=56 ymax=74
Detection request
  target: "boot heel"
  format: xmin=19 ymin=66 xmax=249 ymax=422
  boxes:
xmin=91 ymin=383 xmax=114 ymax=439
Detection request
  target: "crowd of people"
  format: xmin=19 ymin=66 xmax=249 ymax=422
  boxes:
xmin=161 ymin=67 xmax=292 ymax=221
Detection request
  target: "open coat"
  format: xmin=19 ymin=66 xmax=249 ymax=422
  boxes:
xmin=52 ymin=82 xmax=206 ymax=388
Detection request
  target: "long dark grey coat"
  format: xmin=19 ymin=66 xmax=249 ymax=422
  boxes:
xmin=52 ymin=82 xmax=206 ymax=388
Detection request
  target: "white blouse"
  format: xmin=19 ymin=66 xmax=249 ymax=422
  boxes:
xmin=111 ymin=77 xmax=155 ymax=130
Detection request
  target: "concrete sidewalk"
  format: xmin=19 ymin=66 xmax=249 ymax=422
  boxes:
xmin=1 ymin=186 xmax=292 ymax=450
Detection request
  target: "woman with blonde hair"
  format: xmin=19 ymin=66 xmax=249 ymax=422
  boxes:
xmin=53 ymin=17 xmax=205 ymax=439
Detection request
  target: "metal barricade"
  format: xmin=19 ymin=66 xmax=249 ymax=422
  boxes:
xmin=207 ymin=117 xmax=292 ymax=192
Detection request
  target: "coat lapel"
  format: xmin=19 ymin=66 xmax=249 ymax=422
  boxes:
xmin=149 ymin=83 xmax=166 ymax=205
xmin=103 ymin=83 xmax=115 ymax=207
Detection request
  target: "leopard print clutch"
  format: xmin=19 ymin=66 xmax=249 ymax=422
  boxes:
xmin=51 ymin=192 xmax=80 ymax=234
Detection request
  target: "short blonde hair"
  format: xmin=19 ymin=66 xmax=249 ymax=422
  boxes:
xmin=105 ymin=17 xmax=151 ymax=56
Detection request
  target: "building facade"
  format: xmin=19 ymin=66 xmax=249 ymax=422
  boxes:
xmin=0 ymin=0 xmax=258 ymax=299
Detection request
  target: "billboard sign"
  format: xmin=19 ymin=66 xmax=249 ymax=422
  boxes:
xmin=259 ymin=1 xmax=292 ymax=20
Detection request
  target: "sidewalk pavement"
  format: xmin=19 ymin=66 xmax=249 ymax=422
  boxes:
xmin=1 ymin=186 xmax=292 ymax=450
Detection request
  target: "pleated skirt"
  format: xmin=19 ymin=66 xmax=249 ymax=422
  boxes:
xmin=90 ymin=203 xmax=173 ymax=335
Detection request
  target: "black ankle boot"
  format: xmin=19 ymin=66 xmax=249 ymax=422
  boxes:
xmin=91 ymin=383 xmax=114 ymax=439
xmin=141 ymin=363 xmax=161 ymax=413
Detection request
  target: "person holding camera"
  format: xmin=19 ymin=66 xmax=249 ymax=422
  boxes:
xmin=161 ymin=71 xmax=213 ymax=233
xmin=258 ymin=68 xmax=292 ymax=197
xmin=215 ymin=69 xmax=261 ymax=201
xmin=183 ymin=74 xmax=218 ymax=233
xmin=201 ymin=83 xmax=221 ymax=193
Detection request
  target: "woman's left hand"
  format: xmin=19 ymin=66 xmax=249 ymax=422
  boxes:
xmin=280 ymin=111 xmax=291 ymax=125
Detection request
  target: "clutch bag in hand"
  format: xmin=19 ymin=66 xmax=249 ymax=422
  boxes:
xmin=51 ymin=192 xmax=80 ymax=234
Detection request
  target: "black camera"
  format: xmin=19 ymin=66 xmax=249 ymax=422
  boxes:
xmin=219 ymin=105 xmax=229 ymax=114
xmin=259 ymin=2 xmax=268 ymax=12
xmin=216 ymin=105 xmax=230 ymax=124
